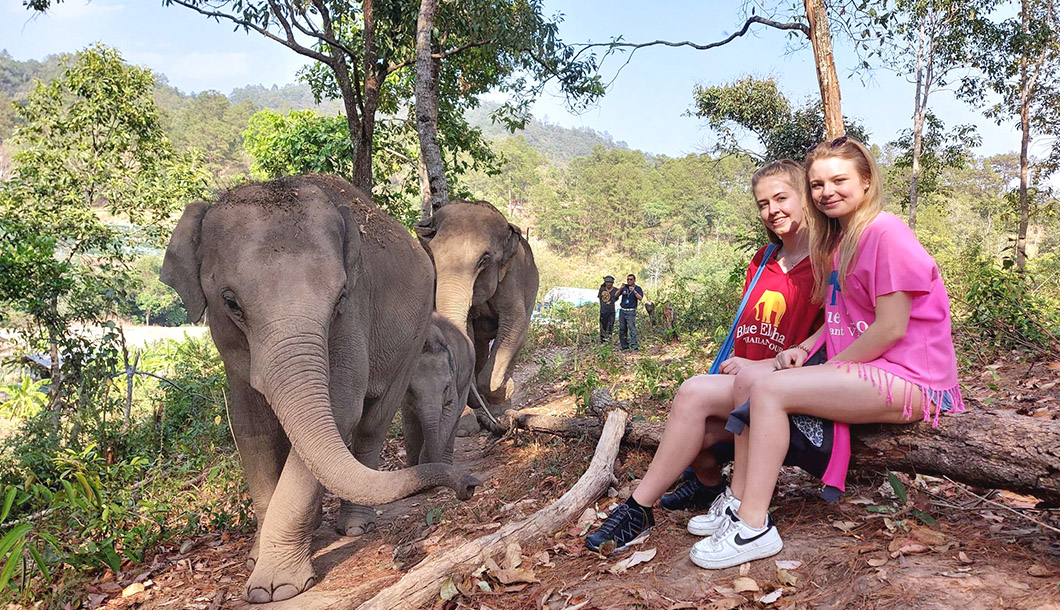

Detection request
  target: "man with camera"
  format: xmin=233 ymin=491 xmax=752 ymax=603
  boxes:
xmin=617 ymin=274 xmax=644 ymax=350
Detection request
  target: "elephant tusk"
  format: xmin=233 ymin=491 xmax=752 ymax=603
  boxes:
xmin=469 ymin=384 xmax=505 ymax=432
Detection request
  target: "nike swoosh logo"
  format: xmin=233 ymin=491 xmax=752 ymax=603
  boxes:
xmin=734 ymin=527 xmax=773 ymax=546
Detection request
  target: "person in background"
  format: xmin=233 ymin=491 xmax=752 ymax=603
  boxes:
xmin=598 ymin=275 xmax=620 ymax=343
xmin=616 ymin=274 xmax=644 ymax=350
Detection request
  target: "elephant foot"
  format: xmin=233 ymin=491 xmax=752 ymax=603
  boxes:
xmin=244 ymin=549 xmax=316 ymax=603
xmin=246 ymin=531 xmax=260 ymax=571
xmin=336 ymin=503 xmax=377 ymax=537
xmin=455 ymin=408 xmax=481 ymax=437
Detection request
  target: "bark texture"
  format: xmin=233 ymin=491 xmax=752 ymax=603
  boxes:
xmin=804 ymin=0 xmax=844 ymax=139
xmin=512 ymin=394 xmax=1060 ymax=507
xmin=415 ymin=0 xmax=448 ymax=220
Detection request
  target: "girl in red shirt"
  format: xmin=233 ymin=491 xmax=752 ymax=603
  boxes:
xmin=586 ymin=160 xmax=823 ymax=554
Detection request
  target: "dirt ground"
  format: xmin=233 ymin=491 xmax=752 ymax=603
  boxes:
xmin=76 ymin=346 xmax=1060 ymax=610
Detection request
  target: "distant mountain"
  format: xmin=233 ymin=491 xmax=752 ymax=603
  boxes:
xmin=229 ymin=83 xmax=344 ymax=114
xmin=0 ymin=50 xmax=630 ymax=164
xmin=466 ymin=101 xmax=627 ymax=164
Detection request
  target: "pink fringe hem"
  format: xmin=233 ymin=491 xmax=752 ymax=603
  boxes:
xmin=830 ymin=361 xmax=965 ymax=428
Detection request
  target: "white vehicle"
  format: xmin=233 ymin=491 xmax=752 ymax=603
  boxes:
xmin=532 ymin=286 xmax=613 ymax=326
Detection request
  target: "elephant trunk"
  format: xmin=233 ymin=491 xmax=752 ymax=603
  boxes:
xmin=434 ymin=273 xmax=475 ymax=337
xmin=252 ymin=318 xmax=477 ymax=504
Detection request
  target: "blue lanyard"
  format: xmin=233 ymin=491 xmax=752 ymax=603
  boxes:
xmin=708 ymin=243 xmax=778 ymax=374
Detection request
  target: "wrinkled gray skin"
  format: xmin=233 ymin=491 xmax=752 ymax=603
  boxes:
xmin=401 ymin=313 xmax=474 ymax=466
xmin=415 ymin=201 xmax=538 ymax=425
xmin=160 ymin=175 xmax=479 ymax=603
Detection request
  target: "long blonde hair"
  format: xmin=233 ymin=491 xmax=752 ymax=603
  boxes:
xmin=804 ymin=137 xmax=883 ymax=303
xmin=751 ymin=159 xmax=808 ymax=246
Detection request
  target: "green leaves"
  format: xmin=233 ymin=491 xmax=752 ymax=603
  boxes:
xmin=692 ymin=76 xmax=871 ymax=161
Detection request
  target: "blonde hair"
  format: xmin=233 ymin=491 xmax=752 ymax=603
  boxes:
xmin=804 ymin=137 xmax=883 ymax=303
xmin=751 ymin=159 xmax=808 ymax=246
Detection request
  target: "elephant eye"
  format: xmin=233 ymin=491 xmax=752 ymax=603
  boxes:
xmin=221 ymin=290 xmax=243 ymax=315
xmin=477 ymin=253 xmax=491 ymax=268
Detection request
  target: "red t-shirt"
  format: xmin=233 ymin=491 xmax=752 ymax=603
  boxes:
xmin=732 ymin=245 xmax=823 ymax=360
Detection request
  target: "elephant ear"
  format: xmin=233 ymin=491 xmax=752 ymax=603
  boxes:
xmin=337 ymin=204 xmax=364 ymax=285
xmin=413 ymin=218 xmax=436 ymax=245
xmin=498 ymin=222 xmax=523 ymax=282
xmin=160 ymin=202 xmax=209 ymax=323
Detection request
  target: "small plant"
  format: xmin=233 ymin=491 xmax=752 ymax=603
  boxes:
xmin=631 ymin=356 xmax=695 ymax=401
xmin=864 ymin=471 xmax=936 ymax=526
xmin=0 ymin=377 xmax=48 ymax=419
xmin=567 ymin=368 xmax=603 ymax=415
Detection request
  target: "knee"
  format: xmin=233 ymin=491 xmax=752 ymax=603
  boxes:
xmin=672 ymin=376 xmax=723 ymax=418
xmin=748 ymin=379 xmax=785 ymax=414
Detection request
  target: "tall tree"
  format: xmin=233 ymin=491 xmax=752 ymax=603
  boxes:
xmin=865 ymin=0 xmax=993 ymax=228
xmin=0 ymin=44 xmax=209 ymax=407
xmin=804 ymin=0 xmax=844 ymax=138
xmin=31 ymin=0 xmax=603 ymax=202
xmin=693 ymin=76 xmax=870 ymax=161
xmin=414 ymin=0 xmax=446 ymax=218
xmin=960 ymin=0 xmax=1060 ymax=268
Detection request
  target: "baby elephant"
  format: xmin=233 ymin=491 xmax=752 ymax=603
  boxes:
xmin=402 ymin=314 xmax=481 ymax=465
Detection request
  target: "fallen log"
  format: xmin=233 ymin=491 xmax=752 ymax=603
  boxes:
xmin=511 ymin=391 xmax=1060 ymax=506
xmin=352 ymin=406 xmax=630 ymax=610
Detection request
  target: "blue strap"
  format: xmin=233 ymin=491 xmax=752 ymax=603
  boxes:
xmin=708 ymin=243 xmax=778 ymax=375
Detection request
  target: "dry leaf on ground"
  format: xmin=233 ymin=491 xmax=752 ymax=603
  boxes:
xmin=776 ymin=567 xmax=797 ymax=586
xmin=774 ymin=559 xmax=802 ymax=570
xmin=1028 ymin=564 xmax=1053 ymax=577
xmin=608 ymin=548 xmax=657 ymax=574
xmin=757 ymin=588 xmax=785 ymax=604
xmin=732 ymin=577 xmax=759 ymax=592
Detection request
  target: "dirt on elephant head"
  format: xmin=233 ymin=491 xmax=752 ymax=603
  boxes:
xmin=205 ymin=174 xmax=416 ymax=248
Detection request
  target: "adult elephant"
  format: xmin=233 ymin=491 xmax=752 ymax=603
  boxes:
xmin=160 ymin=175 xmax=479 ymax=603
xmin=415 ymin=200 xmax=538 ymax=423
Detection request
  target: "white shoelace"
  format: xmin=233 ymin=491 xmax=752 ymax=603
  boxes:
xmin=702 ymin=515 xmax=738 ymax=550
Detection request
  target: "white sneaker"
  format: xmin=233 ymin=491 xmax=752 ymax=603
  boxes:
xmin=689 ymin=512 xmax=783 ymax=570
xmin=687 ymin=487 xmax=740 ymax=536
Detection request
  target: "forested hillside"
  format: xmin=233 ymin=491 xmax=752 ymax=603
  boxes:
xmin=0 ymin=10 xmax=1058 ymax=605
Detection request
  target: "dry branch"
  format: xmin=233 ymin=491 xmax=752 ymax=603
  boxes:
xmin=511 ymin=396 xmax=1060 ymax=507
xmin=352 ymin=406 xmax=630 ymax=610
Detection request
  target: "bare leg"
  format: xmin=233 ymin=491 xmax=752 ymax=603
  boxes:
xmin=688 ymin=418 xmax=729 ymax=486
xmin=630 ymin=375 xmax=737 ymax=506
xmin=737 ymin=365 xmax=922 ymax=528
xmin=726 ymin=362 xmax=779 ymax=500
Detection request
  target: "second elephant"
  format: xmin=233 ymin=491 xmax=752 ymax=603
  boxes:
xmin=401 ymin=313 xmax=476 ymax=465
xmin=415 ymin=200 xmax=538 ymax=416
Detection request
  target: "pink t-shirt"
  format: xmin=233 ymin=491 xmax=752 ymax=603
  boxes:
xmin=825 ymin=213 xmax=964 ymax=425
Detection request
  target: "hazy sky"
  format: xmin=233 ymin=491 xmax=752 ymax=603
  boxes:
xmin=0 ymin=0 xmax=1030 ymax=160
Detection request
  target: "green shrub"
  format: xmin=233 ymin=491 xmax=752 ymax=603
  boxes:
xmin=955 ymin=252 xmax=1059 ymax=360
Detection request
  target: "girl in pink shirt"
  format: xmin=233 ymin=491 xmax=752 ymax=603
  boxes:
xmin=690 ymin=137 xmax=963 ymax=570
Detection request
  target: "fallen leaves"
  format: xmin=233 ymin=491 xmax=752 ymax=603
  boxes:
xmin=607 ymin=548 xmax=656 ymax=574
xmin=731 ymin=577 xmax=759 ymax=593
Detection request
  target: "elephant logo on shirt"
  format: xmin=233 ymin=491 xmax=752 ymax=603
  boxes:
xmin=754 ymin=290 xmax=787 ymax=327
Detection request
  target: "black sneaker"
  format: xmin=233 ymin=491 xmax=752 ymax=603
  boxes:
xmin=584 ymin=502 xmax=654 ymax=555
xmin=660 ymin=469 xmax=726 ymax=511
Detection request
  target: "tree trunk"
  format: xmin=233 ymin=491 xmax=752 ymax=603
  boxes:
xmin=357 ymin=0 xmax=380 ymax=192
xmin=908 ymin=19 xmax=928 ymax=230
xmin=511 ymin=405 xmax=1060 ymax=507
xmin=804 ymin=0 xmax=844 ymax=139
xmin=415 ymin=0 xmax=448 ymax=222
xmin=1016 ymin=0 xmax=1032 ymax=269
xmin=354 ymin=407 xmax=630 ymax=610
xmin=47 ymin=322 xmax=61 ymax=414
